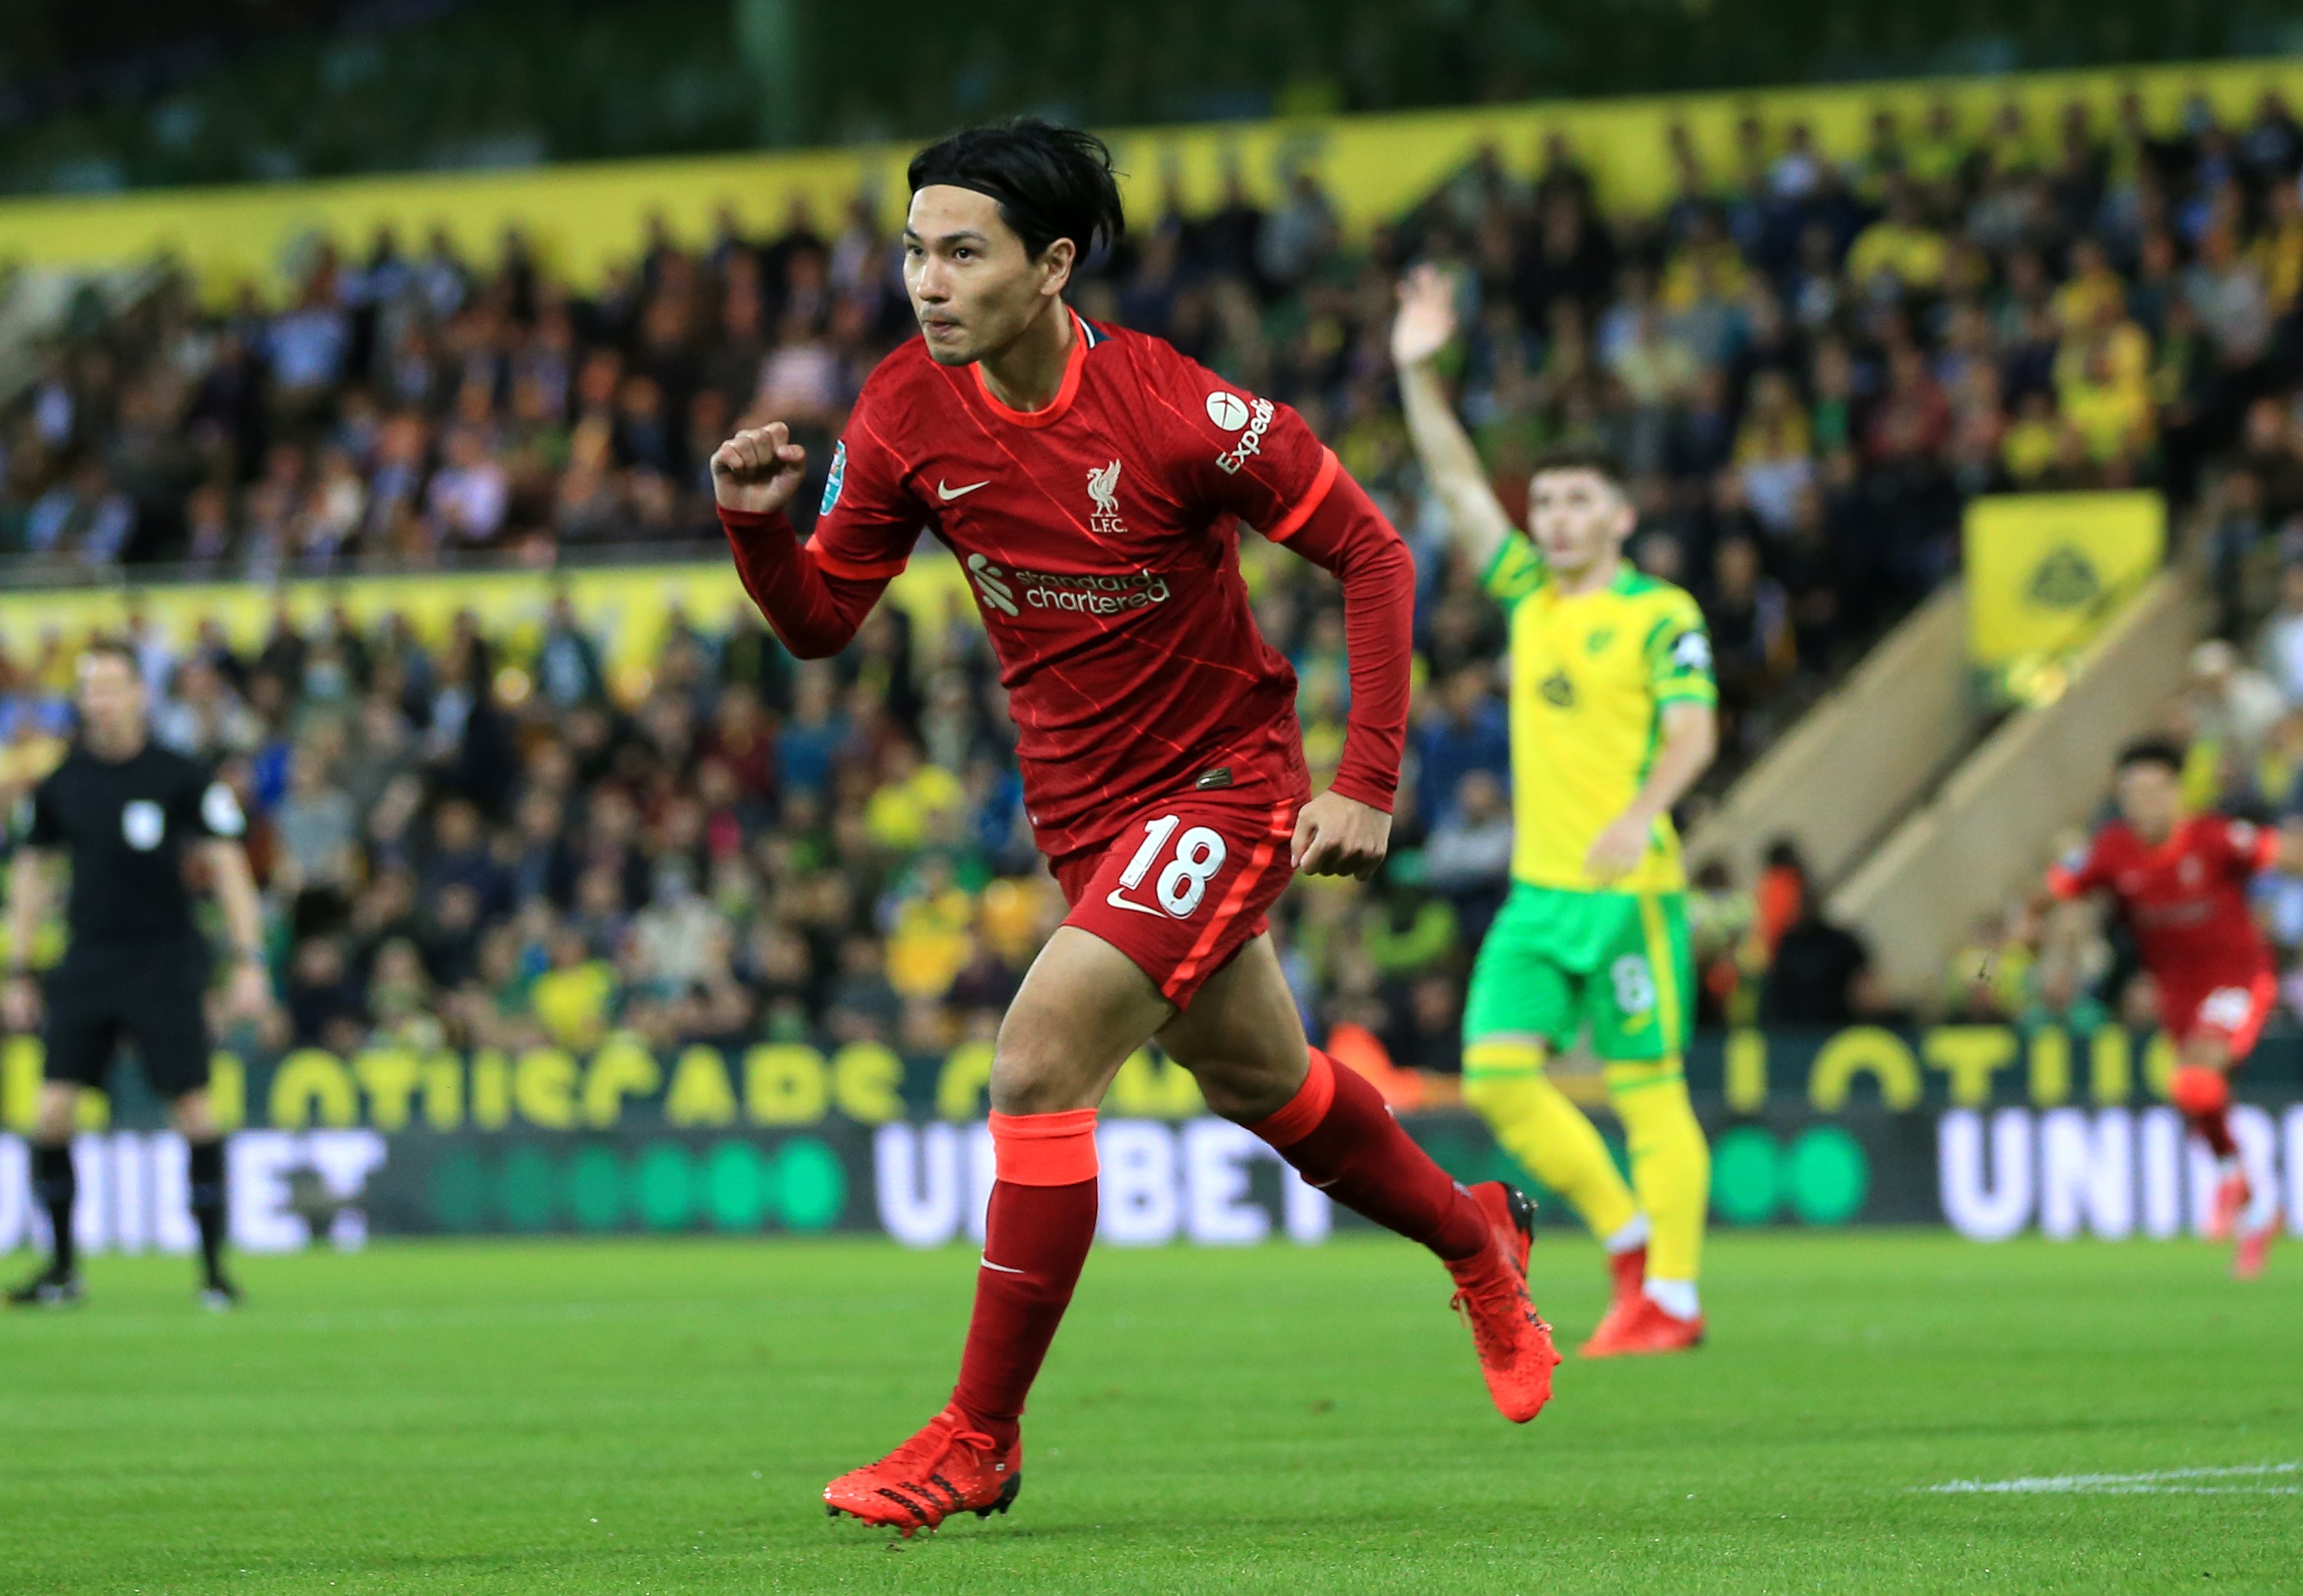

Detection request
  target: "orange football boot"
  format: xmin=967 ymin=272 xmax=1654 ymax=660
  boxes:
xmin=1579 ymin=1244 xmax=1648 ymax=1358
xmin=1582 ymin=1292 xmax=1705 ymax=1358
xmin=823 ymin=1404 xmax=1022 ymax=1536
xmin=1446 ymin=1181 xmax=1561 ymax=1423
xmin=2234 ymin=1221 xmax=2278 ymax=1281
xmin=2208 ymin=1168 xmax=2251 ymax=1243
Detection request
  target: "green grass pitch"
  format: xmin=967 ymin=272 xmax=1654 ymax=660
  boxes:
xmin=3 ymin=1233 xmax=2298 ymax=1594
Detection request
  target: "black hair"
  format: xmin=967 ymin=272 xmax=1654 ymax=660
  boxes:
xmin=1528 ymin=438 xmax=1628 ymax=489
xmin=2115 ymin=735 xmax=2187 ymax=775
xmin=907 ymin=119 xmax=1125 ymax=267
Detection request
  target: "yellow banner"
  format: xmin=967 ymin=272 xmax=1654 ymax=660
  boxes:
xmin=2 ymin=58 xmax=2299 ymax=302
xmin=1964 ymin=491 xmax=2165 ymax=677
xmin=0 ymin=552 xmax=976 ymax=696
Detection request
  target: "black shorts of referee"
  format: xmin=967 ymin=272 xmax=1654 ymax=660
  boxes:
xmin=41 ymin=935 xmax=215 ymax=1098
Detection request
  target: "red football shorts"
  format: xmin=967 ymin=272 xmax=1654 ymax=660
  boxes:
xmin=2160 ymin=967 xmax=2278 ymax=1062
xmin=1051 ymin=785 xmax=1302 ymax=1008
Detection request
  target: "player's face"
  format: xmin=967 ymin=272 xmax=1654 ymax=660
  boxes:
xmin=75 ymin=654 xmax=146 ymax=746
xmin=903 ymin=185 xmax=1072 ymax=366
xmin=2115 ymin=760 xmax=2180 ymax=839
xmin=1526 ymin=468 xmax=1634 ymax=578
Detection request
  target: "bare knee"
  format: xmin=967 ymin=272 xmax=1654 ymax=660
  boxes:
xmin=171 ymin=1090 xmax=217 ymax=1142
xmin=989 ymin=1014 xmax=1107 ymax=1116
xmin=34 ymin=1083 xmax=78 ymax=1145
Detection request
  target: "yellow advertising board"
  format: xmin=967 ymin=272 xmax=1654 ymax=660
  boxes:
xmin=0 ymin=57 xmax=2298 ymax=303
xmin=1964 ymin=491 xmax=2165 ymax=688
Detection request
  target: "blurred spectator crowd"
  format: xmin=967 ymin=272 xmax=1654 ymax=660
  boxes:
xmin=7 ymin=84 xmax=2303 ymax=1057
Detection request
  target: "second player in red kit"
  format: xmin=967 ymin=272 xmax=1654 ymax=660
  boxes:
xmin=712 ymin=121 xmax=1558 ymax=1536
xmin=2045 ymin=737 xmax=2303 ymax=1276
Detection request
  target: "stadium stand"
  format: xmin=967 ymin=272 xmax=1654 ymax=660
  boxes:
xmin=2 ymin=80 xmax=2302 ymax=1065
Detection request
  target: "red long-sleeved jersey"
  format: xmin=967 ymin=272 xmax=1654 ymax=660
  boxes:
xmin=2048 ymin=814 xmax=2278 ymax=997
xmin=720 ymin=312 xmax=1413 ymax=862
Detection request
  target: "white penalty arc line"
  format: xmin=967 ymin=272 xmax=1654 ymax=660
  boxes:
xmin=1924 ymin=1462 xmax=2302 ymax=1496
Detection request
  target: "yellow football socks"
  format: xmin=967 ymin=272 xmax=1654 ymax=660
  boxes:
xmin=1462 ymin=1039 xmax=1640 ymax=1244
xmin=1603 ymin=1057 xmax=1710 ymax=1290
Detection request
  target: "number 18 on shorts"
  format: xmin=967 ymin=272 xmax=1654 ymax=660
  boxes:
xmin=1053 ymin=788 xmax=1304 ymax=1008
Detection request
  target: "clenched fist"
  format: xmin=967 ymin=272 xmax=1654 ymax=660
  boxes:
xmin=1292 ymin=790 xmax=1393 ymax=881
xmin=710 ymin=422 xmax=809 ymax=516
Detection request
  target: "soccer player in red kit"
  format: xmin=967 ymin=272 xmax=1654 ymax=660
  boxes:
xmin=712 ymin=122 xmax=1558 ymax=1535
xmin=2046 ymin=736 xmax=2303 ymax=1278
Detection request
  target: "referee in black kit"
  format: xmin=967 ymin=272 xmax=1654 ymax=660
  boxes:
xmin=3 ymin=641 xmax=274 ymax=1308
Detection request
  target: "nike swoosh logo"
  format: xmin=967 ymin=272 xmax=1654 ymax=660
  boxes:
xmin=1105 ymin=889 xmax=1166 ymax=918
xmin=980 ymin=1257 xmax=1026 ymax=1274
xmin=939 ymin=480 xmax=990 ymax=501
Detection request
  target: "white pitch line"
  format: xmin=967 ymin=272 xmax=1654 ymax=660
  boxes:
xmin=1925 ymin=1462 xmax=2301 ymax=1496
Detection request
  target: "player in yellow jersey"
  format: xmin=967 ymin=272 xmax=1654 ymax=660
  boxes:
xmin=1392 ymin=266 xmax=1718 ymax=1355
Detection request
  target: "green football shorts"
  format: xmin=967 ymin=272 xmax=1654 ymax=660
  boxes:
xmin=1462 ymin=883 xmax=1694 ymax=1061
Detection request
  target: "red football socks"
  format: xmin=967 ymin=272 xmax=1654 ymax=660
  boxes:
xmin=2170 ymin=1064 xmax=2239 ymax=1157
xmin=1250 ymin=1049 xmax=1489 ymax=1263
xmin=949 ymin=1108 xmax=1101 ymax=1448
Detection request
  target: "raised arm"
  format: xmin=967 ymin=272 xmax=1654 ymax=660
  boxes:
xmin=713 ymin=421 xmax=898 ymax=660
xmin=1391 ymin=264 xmax=1518 ymax=571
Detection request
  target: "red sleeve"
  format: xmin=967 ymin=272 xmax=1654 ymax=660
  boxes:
xmin=1135 ymin=338 xmax=1339 ymax=538
xmin=718 ymin=375 xmax=922 ymax=657
xmin=1270 ymin=467 xmax=1412 ymax=814
xmin=2213 ymin=817 xmax=2279 ymax=877
xmin=807 ymin=383 xmax=925 ymax=580
xmin=718 ymin=508 xmax=890 ymax=659
xmin=2046 ymin=833 xmax=2109 ymax=900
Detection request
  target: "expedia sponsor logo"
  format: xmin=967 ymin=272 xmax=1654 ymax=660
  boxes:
xmin=1206 ymin=390 xmax=1251 ymax=431
xmin=1214 ymin=397 xmax=1276 ymax=475
xmin=967 ymin=552 xmax=1171 ymax=618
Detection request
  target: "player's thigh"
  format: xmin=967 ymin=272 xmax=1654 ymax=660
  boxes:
xmin=1583 ymin=891 xmax=1692 ymax=1064
xmin=124 ymin=965 xmax=215 ymax=1103
xmin=1154 ymin=932 xmax=1309 ymax=1122
xmin=40 ymin=967 xmax=120 ymax=1096
xmin=1057 ymin=791 xmax=1299 ymax=1012
xmin=1462 ymin=889 xmax=1576 ymax=1072
xmin=992 ymin=926 xmax=1178 ymax=1115
xmin=34 ymin=1080 xmax=83 ymax=1141
xmin=2183 ymin=972 xmax=2275 ymax=1071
